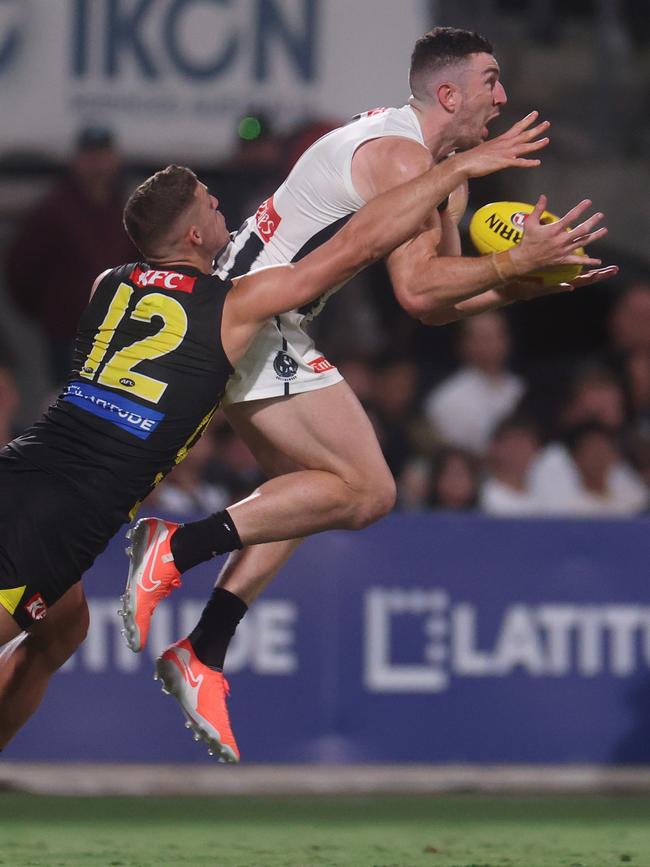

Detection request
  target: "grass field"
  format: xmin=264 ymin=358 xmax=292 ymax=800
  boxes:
xmin=1 ymin=792 xmax=649 ymax=867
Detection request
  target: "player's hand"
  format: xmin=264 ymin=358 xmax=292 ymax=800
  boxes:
xmin=456 ymin=111 xmax=550 ymax=179
xmin=510 ymin=195 xmax=608 ymax=274
xmin=498 ymin=265 xmax=619 ymax=302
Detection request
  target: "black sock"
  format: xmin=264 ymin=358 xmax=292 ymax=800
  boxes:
xmin=170 ymin=509 xmax=242 ymax=573
xmin=188 ymin=587 xmax=248 ymax=670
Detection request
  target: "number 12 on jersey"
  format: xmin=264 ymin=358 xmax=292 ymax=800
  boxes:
xmin=80 ymin=282 xmax=188 ymax=404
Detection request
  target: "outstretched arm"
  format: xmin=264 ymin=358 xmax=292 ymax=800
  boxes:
xmin=221 ymin=114 xmax=550 ymax=363
xmin=415 ymin=195 xmax=615 ymax=325
xmin=388 ymin=191 xmax=610 ymax=322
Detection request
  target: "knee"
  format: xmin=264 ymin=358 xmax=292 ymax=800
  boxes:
xmin=346 ymin=471 xmax=397 ymax=530
xmin=31 ymin=597 xmax=89 ymax=670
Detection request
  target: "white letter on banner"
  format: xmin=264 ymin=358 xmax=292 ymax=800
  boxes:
xmin=253 ymin=601 xmax=297 ymax=674
xmin=494 ymin=606 xmax=545 ymax=675
xmin=537 ymin=606 xmax=578 ymax=675
xmin=82 ymin=599 xmax=121 ymax=672
xmin=364 ymin=588 xmax=449 ymax=693
xmin=605 ymin=607 xmax=645 ymax=675
xmin=575 ymin=607 xmax=605 ymax=675
xmin=452 ymin=604 xmax=494 ymax=676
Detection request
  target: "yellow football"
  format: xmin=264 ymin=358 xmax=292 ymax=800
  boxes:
xmin=469 ymin=201 xmax=582 ymax=286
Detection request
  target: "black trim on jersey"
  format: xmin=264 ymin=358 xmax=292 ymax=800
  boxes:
xmin=229 ymin=232 xmax=264 ymax=279
xmin=291 ymin=214 xmax=353 ymax=318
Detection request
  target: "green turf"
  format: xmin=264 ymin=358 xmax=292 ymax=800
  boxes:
xmin=1 ymin=792 xmax=649 ymax=866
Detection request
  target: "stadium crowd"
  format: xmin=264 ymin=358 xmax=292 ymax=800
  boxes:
xmin=0 ymin=124 xmax=648 ymax=519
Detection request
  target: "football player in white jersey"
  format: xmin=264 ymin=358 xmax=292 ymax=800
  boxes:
xmin=121 ymin=27 xmax=616 ymax=757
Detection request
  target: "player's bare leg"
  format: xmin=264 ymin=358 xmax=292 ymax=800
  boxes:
xmin=121 ymin=380 xmax=395 ymax=652
xmin=215 ymin=539 xmax=304 ymax=605
xmin=225 ymin=381 xmax=396 ymax=538
xmin=153 ymin=382 xmax=393 ymax=759
xmin=0 ymin=583 xmax=89 ymax=748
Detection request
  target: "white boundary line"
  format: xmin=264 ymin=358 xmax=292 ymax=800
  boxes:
xmin=3 ymin=764 xmax=650 ymax=796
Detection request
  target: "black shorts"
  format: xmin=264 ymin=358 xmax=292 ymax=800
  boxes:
xmin=0 ymin=448 xmax=123 ymax=629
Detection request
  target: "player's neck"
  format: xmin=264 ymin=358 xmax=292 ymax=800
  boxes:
xmin=148 ymin=251 xmax=213 ymax=275
xmin=409 ymin=99 xmax=461 ymax=162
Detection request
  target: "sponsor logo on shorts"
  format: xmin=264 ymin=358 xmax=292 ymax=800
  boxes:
xmin=308 ymin=356 xmax=335 ymax=374
xmin=129 ymin=266 xmax=196 ymax=293
xmin=63 ymin=382 xmax=164 ymax=439
xmin=255 ymin=196 xmax=281 ymax=243
xmin=24 ymin=593 xmax=47 ymax=622
xmin=273 ymin=351 xmax=298 ymax=381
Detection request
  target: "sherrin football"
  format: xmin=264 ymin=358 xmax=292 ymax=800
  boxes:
xmin=469 ymin=201 xmax=583 ymax=286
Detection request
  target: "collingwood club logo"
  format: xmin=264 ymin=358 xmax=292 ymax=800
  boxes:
xmin=273 ymin=351 xmax=298 ymax=381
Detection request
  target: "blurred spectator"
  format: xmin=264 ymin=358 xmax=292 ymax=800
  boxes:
xmin=534 ymin=423 xmax=648 ymax=516
xmin=423 ymin=312 xmax=525 ymax=454
xmin=481 ymin=416 xmax=542 ymax=516
xmin=206 ymin=418 xmax=265 ymax=504
xmin=0 ymin=365 xmax=20 ymax=446
xmin=148 ymin=432 xmax=230 ymax=517
xmin=607 ymin=283 xmax=650 ymax=424
xmin=371 ymin=355 xmax=421 ymax=477
xmin=428 ymin=446 xmax=481 ymax=511
xmin=530 ymin=367 xmax=648 ymax=513
xmin=337 ymin=357 xmax=375 ymax=408
xmin=4 ymin=127 xmax=137 ymax=385
xmin=609 ymin=283 xmax=650 ymax=355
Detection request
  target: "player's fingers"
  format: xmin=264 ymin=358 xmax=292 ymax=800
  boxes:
xmin=556 ymin=199 xmax=593 ymax=228
xmin=570 ymin=266 xmax=619 ymax=286
xmin=528 ymin=194 xmax=547 ymax=223
xmin=516 ymin=120 xmax=551 ymax=143
xmin=567 ymin=212 xmax=604 ymax=239
xmin=503 ymin=111 xmax=540 ymax=137
xmin=568 ymin=227 xmax=609 ymax=249
xmin=562 ymin=253 xmax=603 ymax=266
xmin=509 ymin=157 xmax=542 ymax=168
xmin=515 ymin=137 xmax=550 ymax=155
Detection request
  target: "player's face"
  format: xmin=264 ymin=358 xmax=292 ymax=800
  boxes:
xmin=196 ymin=182 xmax=230 ymax=254
xmin=454 ymin=53 xmax=507 ymax=149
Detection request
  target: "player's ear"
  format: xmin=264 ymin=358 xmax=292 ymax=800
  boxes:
xmin=187 ymin=224 xmax=202 ymax=246
xmin=437 ymin=81 xmax=458 ymax=114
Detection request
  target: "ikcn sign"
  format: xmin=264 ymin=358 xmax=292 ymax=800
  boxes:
xmin=70 ymin=0 xmax=318 ymax=82
xmin=2 ymin=0 xmax=427 ymax=159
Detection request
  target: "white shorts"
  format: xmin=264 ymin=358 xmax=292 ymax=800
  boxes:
xmin=223 ymin=313 xmax=343 ymax=405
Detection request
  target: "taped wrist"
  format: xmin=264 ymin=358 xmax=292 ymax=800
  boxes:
xmin=490 ymin=250 xmax=520 ymax=283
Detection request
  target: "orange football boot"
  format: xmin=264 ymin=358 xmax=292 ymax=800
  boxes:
xmin=119 ymin=517 xmax=182 ymax=652
xmin=155 ymin=638 xmax=240 ymax=763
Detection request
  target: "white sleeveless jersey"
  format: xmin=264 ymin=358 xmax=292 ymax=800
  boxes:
xmin=216 ymin=104 xmax=427 ymax=403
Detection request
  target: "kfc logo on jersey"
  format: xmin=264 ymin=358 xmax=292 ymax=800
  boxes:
xmin=255 ymin=196 xmax=282 ymax=243
xmin=308 ymin=356 xmax=335 ymax=374
xmin=24 ymin=593 xmax=47 ymax=622
xmin=129 ymin=266 xmax=196 ymax=293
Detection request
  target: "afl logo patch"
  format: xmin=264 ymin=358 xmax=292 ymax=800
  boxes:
xmin=273 ymin=351 xmax=298 ymax=381
xmin=511 ymin=211 xmax=527 ymax=229
xmin=119 ymin=377 xmax=135 ymax=388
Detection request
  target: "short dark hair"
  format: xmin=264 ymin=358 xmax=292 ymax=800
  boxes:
xmin=409 ymin=27 xmax=494 ymax=100
xmin=564 ymin=421 xmax=617 ymax=455
xmin=123 ymin=164 xmax=198 ymax=259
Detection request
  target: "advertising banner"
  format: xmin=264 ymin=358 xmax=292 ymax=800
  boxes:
xmin=1 ymin=0 xmax=430 ymax=160
xmin=6 ymin=514 xmax=650 ymax=764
